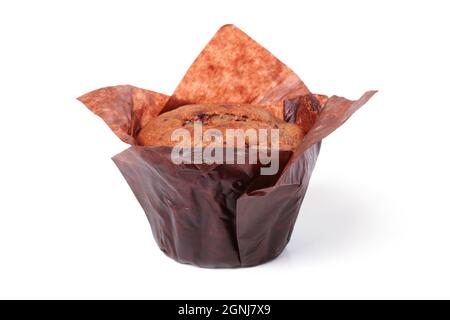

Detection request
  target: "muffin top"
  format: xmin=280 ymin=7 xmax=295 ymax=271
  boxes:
xmin=137 ymin=104 xmax=304 ymax=151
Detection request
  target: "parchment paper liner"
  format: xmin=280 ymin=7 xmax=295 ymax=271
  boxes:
xmin=78 ymin=25 xmax=376 ymax=267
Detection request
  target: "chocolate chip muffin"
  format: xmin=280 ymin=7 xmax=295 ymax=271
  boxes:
xmin=137 ymin=104 xmax=304 ymax=151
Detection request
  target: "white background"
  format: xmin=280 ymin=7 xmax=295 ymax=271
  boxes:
xmin=1 ymin=0 xmax=449 ymax=299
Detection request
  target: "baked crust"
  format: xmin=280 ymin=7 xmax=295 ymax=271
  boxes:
xmin=137 ymin=104 xmax=304 ymax=151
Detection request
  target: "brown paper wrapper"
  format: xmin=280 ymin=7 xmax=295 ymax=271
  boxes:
xmin=78 ymin=25 xmax=376 ymax=268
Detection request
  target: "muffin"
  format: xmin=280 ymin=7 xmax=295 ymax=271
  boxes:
xmin=78 ymin=24 xmax=376 ymax=268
